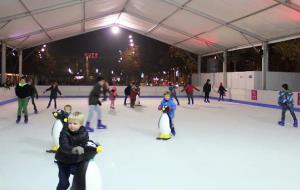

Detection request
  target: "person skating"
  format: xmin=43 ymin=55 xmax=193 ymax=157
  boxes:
xmin=158 ymin=91 xmax=177 ymax=136
xmin=218 ymin=82 xmax=227 ymax=101
xmin=15 ymin=77 xmax=31 ymax=124
xmin=109 ymin=85 xmax=117 ymax=109
xmin=85 ymin=77 xmax=107 ymax=132
xmin=27 ymin=78 xmax=39 ymax=113
xmin=124 ymin=84 xmax=131 ymax=105
xmin=130 ymin=82 xmax=137 ymax=108
xmin=44 ymin=82 xmax=62 ymax=109
xmin=203 ymin=79 xmax=212 ymax=103
xmin=181 ymin=81 xmax=199 ymax=105
xmin=278 ymin=83 xmax=298 ymax=127
xmin=55 ymin=111 xmax=88 ymax=190
xmin=169 ymin=82 xmax=180 ymax=105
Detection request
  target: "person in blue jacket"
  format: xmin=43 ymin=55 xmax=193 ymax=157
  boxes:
xmin=158 ymin=91 xmax=177 ymax=136
xmin=278 ymin=83 xmax=298 ymax=127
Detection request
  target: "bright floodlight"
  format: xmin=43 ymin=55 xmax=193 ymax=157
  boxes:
xmin=111 ymin=26 xmax=120 ymax=34
xmin=41 ymin=48 xmax=45 ymax=52
xmin=129 ymin=35 xmax=132 ymax=39
xmin=130 ymin=39 xmax=133 ymax=43
xmin=130 ymin=43 xmax=134 ymax=47
xmin=43 ymin=44 xmax=46 ymax=48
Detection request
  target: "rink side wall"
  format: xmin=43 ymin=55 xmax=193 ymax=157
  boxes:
xmin=1 ymin=85 xmax=300 ymax=111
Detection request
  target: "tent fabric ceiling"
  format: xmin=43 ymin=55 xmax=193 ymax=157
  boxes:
xmin=0 ymin=0 xmax=299 ymax=55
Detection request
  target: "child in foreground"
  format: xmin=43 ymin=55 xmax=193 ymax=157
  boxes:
xmin=55 ymin=112 xmax=89 ymax=190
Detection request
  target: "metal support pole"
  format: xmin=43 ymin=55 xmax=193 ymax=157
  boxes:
xmin=197 ymin=55 xmax=202 ymax=87
xmin=18 ymin=50 xmax=23 ymax=76
xmin=1 ymin=42 xmax=7 ymax=84
xmin=223 ymin=50 xmax=228 ymax=88
xmin=262 ymin=42 xmax=269 ymax=90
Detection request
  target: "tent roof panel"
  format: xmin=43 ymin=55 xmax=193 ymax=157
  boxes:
xmin=125 ymin=0 xmax=178 ymax=22
xmin=197 ymin=26 xmax=259 ymax=48
xmin=0 ymin=0 xmax=299 ymax=54
xmin=118 ymin=13 xmax=155 ymax=32
xmin=232 ymin=5 xmax=300 ymax=39
xmin=34 ymin=4 xmax=83 ymax=28
xmin=163 ymin=10 xmax=220 ymax=36
xmin=186 ymin=0 xmax=277 ymax=22
xmin=21 ymin=0 xmax=72 ymax=11
xmin=151 ymin=26 xmax=190 ymax=44
xmin=85 ymin=0 xmax=126 ymax=18
xmin=0 ymin=16 xmax=40 ymax=40
xmin=0 ymin=0 xmax=25 ymax=18
xmin=47 ymin=24 xmax=82 ymax=40
xmin=85 ymin=14 xmax=118 ymax=31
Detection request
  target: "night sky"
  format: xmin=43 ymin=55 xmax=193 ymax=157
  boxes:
xmin=23 ymin=27 xmax=173 ymax=78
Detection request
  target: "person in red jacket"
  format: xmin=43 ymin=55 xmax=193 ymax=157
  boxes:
xmin=181 ymin=81 xmax=200 ymax=105
xmin=130 ymin=82 xmax=137 ymax=108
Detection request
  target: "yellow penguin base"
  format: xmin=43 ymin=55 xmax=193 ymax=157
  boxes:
xmin=156 ymin=134 xmax=171 ymax=140
xmin=51 ymin=145 xmax=59 ymax=151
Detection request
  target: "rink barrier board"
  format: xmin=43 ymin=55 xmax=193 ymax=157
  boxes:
xmin=1 ymin=95 xmax=300 ymax=112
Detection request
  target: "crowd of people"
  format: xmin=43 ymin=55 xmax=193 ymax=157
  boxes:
xmin=9 ymin=75 xmax=299 ymax=189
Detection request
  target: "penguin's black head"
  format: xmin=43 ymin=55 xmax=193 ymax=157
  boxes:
xmin=53 ymin=109 xmax=68 ymax=123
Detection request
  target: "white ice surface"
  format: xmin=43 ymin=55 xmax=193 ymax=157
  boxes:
xmin=0 ymin=97 xmax=300 ymax=190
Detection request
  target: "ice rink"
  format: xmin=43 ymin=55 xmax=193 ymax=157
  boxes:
xmin=0 ymin=97 xmax=300 ymax=190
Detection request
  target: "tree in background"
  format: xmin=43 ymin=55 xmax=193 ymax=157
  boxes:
xmin=119 ymin=46 xmax=142 ymax=81
xmin=270 ymin=39 xmax=300 ymax=72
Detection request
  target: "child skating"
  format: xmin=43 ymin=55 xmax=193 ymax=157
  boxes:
xmin=157 ymin=91 xmax=177 ymax=140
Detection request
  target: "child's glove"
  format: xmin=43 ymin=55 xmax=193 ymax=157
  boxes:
xmin=162 ymin=106 xmax=170 ymax=113
xmin=71 ymin=146 xmax=84 ymax=155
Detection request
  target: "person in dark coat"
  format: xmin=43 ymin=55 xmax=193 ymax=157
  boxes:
xmin=55 ymin=111 xmax=89 ymax=190
xmin=124 ymin=84 xmax=131 ymax=105
xmin=27 ymin=78 xmax=39 ymax=113
xmin=44 ymin=82 xmax=62 ymax=109
xmin=15 ymin=76 xmax=31 ymax=124
xmin=85 ymin=77 xmax=107 ymax=132
xmin=218 ymin=82 xmax=227 ymax=101
xmin=203 ymin=79 xmax=212 ymax=103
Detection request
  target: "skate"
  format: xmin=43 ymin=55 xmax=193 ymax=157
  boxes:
xmin=278 ymin=120 xmax=285 ymax=127
xmin=293 ymin=120 xmax=298 ymax=128
xmin=97 ymin=120 xmax=107 ymax=129
xmin=171 ymin=127 xmax=176 ymax=136
xmin=85 ymin=122 xmax=94 ymax=132
xmin=16 ymin=115 xmax=21 ymax=124
xmin=24 ymin=115 xmax=28 ymax=124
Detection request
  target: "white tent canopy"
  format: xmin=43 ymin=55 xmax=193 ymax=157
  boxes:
xmin=0 ymin=0 xmax=299 ymax=55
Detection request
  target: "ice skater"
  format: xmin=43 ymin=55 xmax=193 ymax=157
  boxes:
xmin=181 ymin=81 xmax=199 ymax=105
xmin=278 ymin=83 xmax=298 ymax=127
xmin=130 ymin=82 xmax=137 ymax=108
xmin=158 ymin=91 xmax=177 ymax=136
xmin=169 ymin=82 xmax=180 ymax=105
xmin=124 ymin=84 xmax=131 ymax=105
xmin=15 ymin=76 xmax=31 ymax=124
xmin=55 ymin=111 xmax=89 ymax=190
xmin=218 ymin=82 xmax=227 ymax=101
xmin=109 ymin=85 xmax=117 ymax=109
xmin=43 ymin=82 xmax=62 ymax=109
xmin=85 ymin=77 xmax=107 ymax=132
xmin=135 ymin=84 xmax=141 ymax=106
xmin=203 ymin=79 xmax=212 ymax=103
xmin=27 ymin=78 xmax=39 ymax=113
